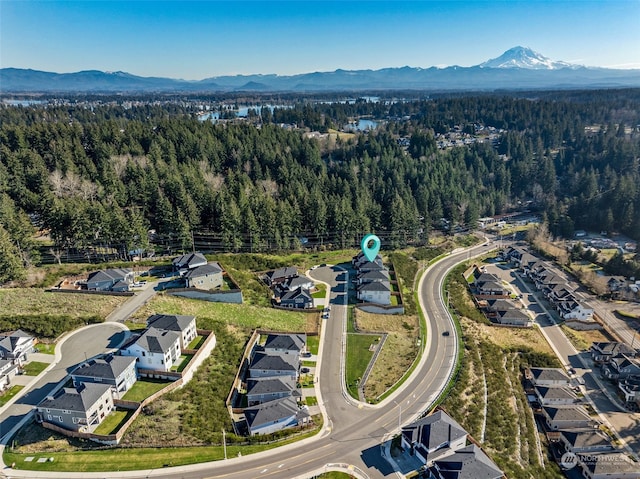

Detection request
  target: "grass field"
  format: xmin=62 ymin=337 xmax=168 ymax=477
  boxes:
xmin=35 ymin=343 xmax=56 ymax=355
xmin=22 ymin=361 xmax=49 ymax=376
xmin=130 ymin=295 xmax=312 ymax=333
xmin=0 ymin=289 xmax=127 ymax=319
xmin=187 ymin=335 xmax=206 ymax=349
xmin=345 ymin=334 xmax=377 ymax=399
xmin=559 ymin=324 xmax=611 ymax=351
xmin=93 ymin=410 xmax=133 ymax=435
xmin=0 ymin=385 xmax=24 ymax=407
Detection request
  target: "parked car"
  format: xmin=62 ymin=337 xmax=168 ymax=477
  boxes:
xmin=301 ymin=367 xmax=310 ymax=373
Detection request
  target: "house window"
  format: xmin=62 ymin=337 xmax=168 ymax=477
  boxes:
xmin=142 ymin=352 xmax=146 ymax=357
xmin=47 ymin=414 xmax=52 ymax=420
xmin=57 ymin=416 xmax=63 ymax=422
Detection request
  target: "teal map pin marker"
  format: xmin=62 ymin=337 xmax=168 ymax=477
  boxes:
xmin=361 ymin=233 xmax=381 ymax=262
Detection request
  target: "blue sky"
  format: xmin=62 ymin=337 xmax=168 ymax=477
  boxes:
xmin=1 ymin=1 xmax=639 ymax=79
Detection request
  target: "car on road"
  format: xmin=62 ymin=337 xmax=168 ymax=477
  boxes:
xmin=442 ymin=331 xmax=450 ymax=336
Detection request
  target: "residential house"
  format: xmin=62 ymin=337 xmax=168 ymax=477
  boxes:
xmin=249 ymin=351 xmax=299 ymax=379
xmin=278 ymin=287 xmax=314 ymax=309
xmin=0 ymin=359 xmax=19 ymax=391
xmin=607 ymin=276 xmax=627 ymax=293
xmin=71 ymin=354 xmax=137 ymax=399
xmin=542 ymin=406 xmax=594 ymax=430
xmin=86 ymin=268 xmax=134 ymax=292
xmin=427 ymin=444 xmax=504 ymax=479
xmin=183 ymin=263 xmax=223 ymax=290
xmin=578 ymin=452 xmax=640 ymax=479
xmin=559 ymin=430 xmax=613 ymax=455
xmin=400 ymin=410 xmax=468 ymax=464
xmin=353 ymin=251 xmax=383 ymax=268
xmin=36 ymin=383 xmax=114 ymax=433
xmin=263 ymin=334 xmax=306 ymax=355
xmin=244 ymin=396 xmax=309 ymax=436
xmin=590 ymin=342 xmax=637 ymax=364
xmin=0 ymin=329 xmax=34 ymax=364
xmin=618 ymin=376 xmax=640 ymax=402
xmin=357 ymin=281 xmax=391 ymax=305
xmin=172 ymin=252 xmax=208 ymax=273
xmin=544 ymin=284 xmax=574 ymax=303
xmin=557 ymin=298 xmax=593 ymax=321
xmin=526 ymin=367 xmax=571 ymax=388
xmin=279 ymin=275 xmax=314 ymax=292
xmin=146 ymin=314 xmax=197 ymax=350
xmin=534 ymin=386 xmax=578 ymax=406
xmin=246 ymin=376 xmax=299 ymax=407
xmin=265 ymin=267 xmax=298 ymax=286
xmin=602 ymin=355 xmax=640 ymax=381
xmin=120 ymin=327 xmax=181 ymax=372
xmin=494 ymin=307 xmax=532 ymax=327
xmin=474 ymin=274 xmax=509 ymax=297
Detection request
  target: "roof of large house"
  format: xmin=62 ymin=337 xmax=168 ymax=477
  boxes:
xmin=124 ymin=327 xmax=180 ymax=354
xmin=244 ymin=396 xmax=306 ymax=430
xmin=357 ymin=269 xmax=390 ymax=281
xmin=474 ymin=272 xmax=499 ymax=284
xmin=528 ymin=367 xmax=570 ymax=383
xmin=87 ymin=268 xmax=131 ymax=283
xmin=263 ymin=334 xmax=306 ymax=353
xmin=0 ymin=329 xmax=32 ymax=353
xmin=535 ymin=386 xmax=577 ymax=401
xmin=401 ymin=410 xmax=467 ymax=451
xmin=430 ymin=443 xmax=503 ymax=479
xmin=183 ymin=262 xmax=222 ymax=279
xmin=249 ymin=351 xmax=299 ymax=373
xmin=280 ymin=287 xmax=312 ymax=302
xmin=592 ymin=342 xmax=636 ymax=356
xmin=39 ymin=383 xmax=111 ymax=413
xmin=172 ymin=252 xmax=207 ymax=269
xmin=560 ymin=429 xmax=611 ymax=450
xmin=147 ymin=314 xmax=196 ymax=333
xmin=281 ymin=275 xmax=313 ymax=290
xmin=72 ymin=355 xmax=136 ymax=380
xmin=358 ymin=281 xmax=390 ymax=292
xmin=353 ymin=251 xmax=383 ymax=266
xmin=476 ymin=280 xmax=505 ymax=292
xmin=543 ymin=406 xmax=591 ymax=422
xmin=485 ymin=299 xmax=516 ymax=312
xmin=268 ymin=267 xmax=298 ymax=281
xmin=246 ymin=376 xmax=296 ymax=397
xmin=497 ymin=308 xmax=530 ymax=322
xmin=357 ymin=260 xmax=385 ymax=272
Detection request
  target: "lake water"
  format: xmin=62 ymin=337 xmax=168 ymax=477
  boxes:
xmin=344 ymin=119 xmax=379 ymax=131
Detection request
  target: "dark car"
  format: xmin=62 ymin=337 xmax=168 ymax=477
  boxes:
xmin=301 ymin=367 xmax=310 ymax=373
xmin=442 ymin=331 xmax=450 ymax=336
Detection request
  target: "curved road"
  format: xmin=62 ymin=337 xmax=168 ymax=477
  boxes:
xmin=2 ymin=242 xmax=494 ymax=479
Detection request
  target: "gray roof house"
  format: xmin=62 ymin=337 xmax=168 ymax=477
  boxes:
xmin=618 ymin=376 xmax=640 ymax=402
xmin=246 ymin=376 xmax=299 ymax=406
xmin=147 ymin=314 xmax=198 ymax=350
xmin=401 ymin=410 xmax=468 ymax=464
xmin=244 ymin=396 xmax=309 ymax=436
xmin=265 ymin=267 xmax=298 ymax=286
xmin=172 ymin=252 xmax=208 ymax=272
xmin=71 ymin=354 xmax=137 ymax=399
xmin=86 ymin=268 xmax=134 ymax=292
xmin=120 ymin=327 xmax=181 ymax=372
xmin=278 ymin=287 xmax=314 ymax=309
xmin=428 ymin=443 xmax=504 ymax=479
xmin=559 ymin=429 xmax=613 ymax=454
xmin=542 ymin=406 xmax=594 ymax=430
xmin=494 ymin=308 xmax=532 ymax=327
xmin=279 ymin=275 xmax=314 ymax=292
xmin=357 ymin=280 xmax=391 ymax=305
xmin=526 ymin=367 xmax=571 ymax=388
xmin=590 ymin=342 xmax=637 ymax=363
xmin=357 ymin=269 xmax=390 ymax=284
xmin=534 ymin=386 xmax=578 ymax=406
xmin=0 ymin=329 xmax=34 ymax=364
xmin=36 ymin=383 xmax=114 ymax=433
xmin=249 ymin=351 xmax=299 ymax=379
xmin=353 ymin=251 xmax=383 ymax=268
xmin=183 ymin=262 xmax=223 ymax=290
xmin=602 ymin=355 xmax=640 ymax=381
xmin=263 ymin=334 xmax=306 ymax=355
xmin=0 ymin=359 xmax=19 ymax=391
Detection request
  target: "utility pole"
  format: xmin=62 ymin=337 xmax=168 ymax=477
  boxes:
xmin=222 ymin=428 xmax=227 ymax=459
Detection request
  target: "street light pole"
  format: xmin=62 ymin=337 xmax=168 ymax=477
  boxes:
xmin=222 ymin=428 xmax=227 ymax=460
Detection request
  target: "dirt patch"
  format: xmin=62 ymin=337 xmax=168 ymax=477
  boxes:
xmin=364 ymin=332 xmax=418 ymax=399
xmin=354 ymin=309 xmax=418 ymax=334
xmin=463 ymin=319 xmax=556 ymax=355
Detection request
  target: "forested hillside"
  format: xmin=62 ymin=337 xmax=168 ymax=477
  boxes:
xmin=1 ymin=90 xmax=639 ymax=283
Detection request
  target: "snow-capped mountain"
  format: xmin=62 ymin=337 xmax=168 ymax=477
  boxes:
xmin=479 ymin=46 xmax=578 ymax=70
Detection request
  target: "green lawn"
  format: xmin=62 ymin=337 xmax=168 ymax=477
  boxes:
xmin=187 ymin=335 xmax=206 ymax=349
xmin=93 ymin=410 xmax=133 ymax=435
xmin=4 ymin=428 xmax=321 ymax=472
xmin=35 ymin=343 xmax=56 ymax=355
xmin=306 ymin=335 xmax=320 ymax=355
xmin=122 ymin=379 xmax=169 ymax=402
xmin=304 ymin=396 xmax=318 ymax=406
xmin=0 ymin=385 xmax=24 ymax=407
xmin=171 ymin=354 xmax=193 ymax=372
xmin=123 ymin=320 xmax=147 ymax=331
xmin=22 ymin=361 xmax=49 ymax=376
xmin=345 ymin=334 xmax=376 ymax=399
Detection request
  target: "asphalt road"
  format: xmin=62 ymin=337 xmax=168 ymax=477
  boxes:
xmin=1 ymin=244 xmax=494 ymax=479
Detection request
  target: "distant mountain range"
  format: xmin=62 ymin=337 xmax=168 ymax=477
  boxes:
xmin=2 ymin=47 xmax=639 ymax=93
